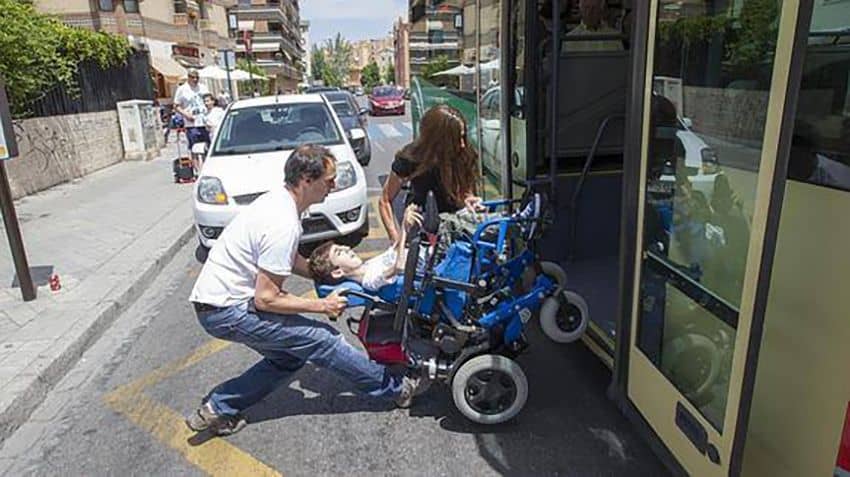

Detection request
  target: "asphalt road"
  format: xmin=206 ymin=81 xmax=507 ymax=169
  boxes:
xmin=0 ymin=109 xmax=668 ymax=477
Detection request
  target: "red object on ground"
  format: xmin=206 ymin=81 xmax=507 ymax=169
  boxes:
xmin=48 ymin=273 xmax=61 ymax=292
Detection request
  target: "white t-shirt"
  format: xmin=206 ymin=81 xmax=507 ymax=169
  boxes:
xmin=205 ymin=107 xmax=225 ymax=135
xmin=361 ymin=248 xmax=398 ymax=291
xmin=190 ymin=190 xmax=302 ymax=307
xmin=174 ymin=82 xmax=210 ymax=127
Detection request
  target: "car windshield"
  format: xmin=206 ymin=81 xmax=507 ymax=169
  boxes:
xmin=372 ymin=87 xmax=399 ymax=97
xmin=330 ymin=100 xmax=355 ymax=117
xmin=212 ymin=103 xmax=342 ymax=155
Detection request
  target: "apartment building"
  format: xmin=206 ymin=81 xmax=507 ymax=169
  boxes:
xmin=393 ymin=18 xmax=411 ymax=89
xmin=299 ymin=20 xmax=311 ymax=86
xmin=34 ymin=0 xmax=236 ymax=100
xmin=408 ymin=0 xmax=464 ymax=78
xmin=232 ymin=0 xmax=304 ymax=93
xmin=347 ymin=37 xmax=395 ymax=87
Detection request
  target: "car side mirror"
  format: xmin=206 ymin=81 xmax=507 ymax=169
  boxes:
xmin=681 ymin=117 xmax=693 ymax=129
xmin=349 ymin=128 xmax=366 ymax=141
xmin=358 ymin=108 xmax=369 ymax=116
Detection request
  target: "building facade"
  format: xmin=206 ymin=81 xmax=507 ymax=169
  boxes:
xmin=232 ymin=0 xmax=304 ymax=93
xmin=393 ymin=18 xmax=411 ymax=89
xmin=34 ymin=0 xmax=236 ymax=101
xmin=299 ymin=19 xmax=311 ymax=86
xmin=408 ymin=0 xmax=464 ymax=78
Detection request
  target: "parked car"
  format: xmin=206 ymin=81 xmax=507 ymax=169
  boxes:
xmin=354 ymin=86 xmax=365 ymax=96
xmin=303 ymin=85 xmax=340 ymax=94
xmin=655 ymin=115 xmax=721 ymax=200
xmin=193 ymin=94 xmax=369 ymax=251
xmin=322 ymin=90 xmax=372 ymax=166
xmin=369 ymin=85 xmax=405 ymax=116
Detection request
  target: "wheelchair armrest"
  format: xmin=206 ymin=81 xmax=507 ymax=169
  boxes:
xmin=431 ymin=276 xmax=483 ymax=297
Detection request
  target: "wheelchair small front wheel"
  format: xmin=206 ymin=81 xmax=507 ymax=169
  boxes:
xmin=540 ymin=290 xmax=589 ymax=343
xmin=539 ymin=261 xmax=567 ymax=290
xmin=451 ymin=354 xmax=528 ymax=425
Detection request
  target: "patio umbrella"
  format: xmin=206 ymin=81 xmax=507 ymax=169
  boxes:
xmin=433 ymin=64 xmax=474 ymax=76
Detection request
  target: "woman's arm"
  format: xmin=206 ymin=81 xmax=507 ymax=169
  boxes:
xmin=379 ymin=172 xmax=405 ymax=243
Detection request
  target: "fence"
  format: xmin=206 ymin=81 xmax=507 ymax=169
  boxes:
xmin=21 ymin=50 xmax=154 ymax=119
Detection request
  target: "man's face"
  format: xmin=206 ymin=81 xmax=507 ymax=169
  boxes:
xmin=304 ymin=160 xmax=336 ymax=205
xmin=328 ymin=244 xmax=363 ymax=272
xmin=188 ymin=73 xmax=199 ymax=86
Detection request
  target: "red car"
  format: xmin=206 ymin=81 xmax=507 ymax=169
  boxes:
xmin=368 ymin=86 xmax=405 ymax=116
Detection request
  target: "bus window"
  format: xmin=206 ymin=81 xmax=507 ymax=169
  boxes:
xmin=788 ymin=27 xmax=850 ymax=191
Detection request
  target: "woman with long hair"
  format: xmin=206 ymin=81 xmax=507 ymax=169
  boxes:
xmin=379 ymin=104 xmax=482 ymax=243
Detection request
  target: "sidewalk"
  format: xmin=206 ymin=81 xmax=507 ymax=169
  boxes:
xmin=0 ymin=142 xmax=194 ymax=443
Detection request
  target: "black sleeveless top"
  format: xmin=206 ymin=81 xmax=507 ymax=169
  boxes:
xmin=391 ymin=144 xmax=462 ymax=214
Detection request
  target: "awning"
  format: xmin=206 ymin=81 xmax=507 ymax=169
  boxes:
xmin=150 ymin=55 xmax=187 ymax=79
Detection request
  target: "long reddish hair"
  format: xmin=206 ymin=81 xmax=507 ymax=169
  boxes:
xmin=406 ymin=104 xmax=479 ymax=207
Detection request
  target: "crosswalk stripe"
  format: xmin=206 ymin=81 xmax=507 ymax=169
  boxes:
xmin=377 ymin=124 xmax=403 ymax=138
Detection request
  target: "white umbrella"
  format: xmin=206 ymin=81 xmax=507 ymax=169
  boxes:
xmin=478 ymin=59 xmax=500 ymax=72
xmin=433 ymin=64 xmax=474 ymax=76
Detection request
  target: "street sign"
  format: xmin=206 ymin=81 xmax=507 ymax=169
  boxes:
xmin=218 ymin=49 xmax=236 ymax=70
xmin=0 ymin=78 xmax=19 ymax=160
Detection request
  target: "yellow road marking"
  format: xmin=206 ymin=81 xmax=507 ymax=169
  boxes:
xmin=367 ymin=195 xmax=388 ymax=241
xmin=102 ymin=289 xmax=321 ymax=476
xmin=105 ymin=393 xmax=282 ymax=477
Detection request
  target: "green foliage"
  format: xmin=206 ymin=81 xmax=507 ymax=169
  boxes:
xmin=726 ymin=0 xmax=780 ymax=72
xmin=384 ymin=63 xmax=395 ymax=85
xmin=311 ymin=46 xmax=327 ymax=81
xmin=236 ymin=58 xmax=265 ymax=78
xmin=361 ymin=61 xmax=381 ymax=88
xmin=657 ymin=15 xmax=731 ymax=43
xmin=0 ymin=0 xmax=130 ymax=116
xmin=321 ymin=34 xmax=352 ymax=87
xmin=419 ymin=55 xmax=452 ymax=87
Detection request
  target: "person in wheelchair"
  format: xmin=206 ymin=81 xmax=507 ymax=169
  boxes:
xmin=309 ymin=205 xmax=423 ymax=291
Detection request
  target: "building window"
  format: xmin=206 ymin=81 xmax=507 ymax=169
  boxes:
xmin=174 ymin=0 xmax=187 ymax=14
xmin=99 ymin=0 xmax=114 ymax=11
xmin=123 ymin=0 xmax=139 ymax=13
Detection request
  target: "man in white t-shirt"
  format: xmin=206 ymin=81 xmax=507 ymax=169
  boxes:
xmin=185 ymin=145 xmax=422 ymax=437
xmin=173 ymin=68 xmax=210 ymax=149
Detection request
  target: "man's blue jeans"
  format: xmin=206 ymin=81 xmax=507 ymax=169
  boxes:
xmin=196 ymin=302 xmax=403 ymax=417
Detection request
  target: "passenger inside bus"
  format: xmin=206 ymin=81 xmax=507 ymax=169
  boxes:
xmin=563 ymin=0 xmax=624 ymax=52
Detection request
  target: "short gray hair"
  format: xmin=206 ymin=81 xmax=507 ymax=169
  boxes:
xmin=284 ymin=145 xmax=335 ymax=187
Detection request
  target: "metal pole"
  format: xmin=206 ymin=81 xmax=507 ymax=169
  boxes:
xmin=549 ymin=0 xmax=561 ymax=202
xmin=223 ymin=50 xmax=234 ymax=100
xmin=0 ymin=162 xmax=35 ymax=301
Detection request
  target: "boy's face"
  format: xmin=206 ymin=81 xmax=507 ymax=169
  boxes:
xmin=204 ymin=96 xmax=215 ymax=109
xmin=328 ymin=244 xmax=363 ymax=273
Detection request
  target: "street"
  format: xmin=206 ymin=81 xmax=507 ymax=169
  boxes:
xmin=0 ymin=107 xmax=666 ymax=476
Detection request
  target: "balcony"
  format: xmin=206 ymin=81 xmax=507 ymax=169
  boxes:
xmin=198 ymin=19 xmax=215 ymax=31
xmin=173 ymin=13 xmax=189 ymax=26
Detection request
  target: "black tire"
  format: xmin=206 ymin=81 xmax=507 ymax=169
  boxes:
xmin=195 ymin=243 xmax=210 ymax=263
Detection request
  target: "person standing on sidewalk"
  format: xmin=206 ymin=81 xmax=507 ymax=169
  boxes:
xmin=186 ymin=145 xmax=421 ymax=437
xmin=173 ymin=68 xmax=210 ymax=149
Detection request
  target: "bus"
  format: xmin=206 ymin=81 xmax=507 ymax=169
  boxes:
xmin=409 ymin=0 xmax=850 ymax=475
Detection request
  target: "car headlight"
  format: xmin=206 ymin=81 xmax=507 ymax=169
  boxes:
xmin=332 ymin=161 xmax=357 ymax=192
xmin=700 ymin=148 xmax=720 ymax=174
xmin=197 ymin=177 xmax=228 ymax=205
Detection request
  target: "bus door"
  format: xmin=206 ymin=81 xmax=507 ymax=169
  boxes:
xmin=627 ymin=0 xmax=802 ymax=474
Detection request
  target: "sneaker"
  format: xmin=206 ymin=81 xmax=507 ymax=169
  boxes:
xmin=185 ymin=401 xmax=247 ymax=436
xmin=394 ymin=375 xmax=422 ymax=409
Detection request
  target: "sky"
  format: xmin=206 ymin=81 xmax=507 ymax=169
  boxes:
xmin=300 ymin=0 xmax=408 ymax=47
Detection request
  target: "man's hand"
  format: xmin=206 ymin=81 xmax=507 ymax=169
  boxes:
xmin=321 ymin=290 xmax=347 ymax=321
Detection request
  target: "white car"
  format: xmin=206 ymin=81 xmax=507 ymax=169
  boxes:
xmin=193 ymin=94 xmax=369 ymax=251
xmin=657 ymin=117 xmax=721 ymax=199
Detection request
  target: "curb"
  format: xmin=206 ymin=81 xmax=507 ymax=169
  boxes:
xmin=0 ymin=224 xmax=195 ymax=444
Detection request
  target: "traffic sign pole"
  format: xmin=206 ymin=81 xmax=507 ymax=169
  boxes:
xmin=0 ymin=78 xmax=36 ymax=301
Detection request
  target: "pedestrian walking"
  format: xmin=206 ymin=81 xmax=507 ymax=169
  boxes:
xmin=186 ymin=145 xmax=422 ymax=437
xmin=173 ymin=68 xmax=210 ymax=149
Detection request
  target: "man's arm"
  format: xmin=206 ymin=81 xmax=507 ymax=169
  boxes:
xmin=292 ymin=254 xmax=313 ymax=279
xmin=254 ymin=268 xmax=345 ymax=317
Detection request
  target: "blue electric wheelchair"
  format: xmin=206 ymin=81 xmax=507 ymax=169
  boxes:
xmin=316 ymin=190 xmax=588 ymax=424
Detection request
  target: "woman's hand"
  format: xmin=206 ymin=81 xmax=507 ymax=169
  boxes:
xmin=402 ymin=204 xmax=423 ymax=231
xmin=464 ymin=195 xmax=486 ymax=212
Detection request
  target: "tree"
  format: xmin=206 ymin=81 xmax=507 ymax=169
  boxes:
xmin=384 ymin=63 xmax=395 ymax=85
xmin=0 ymin=0 xmax=130 ymax=116
xmin=420 ymin=54 xmax=451 ymax=86
xmin=320 ymin=33 xmax=352 ymax=87
xmin=361 ymin=60 xmax=381 ymax=88
xmin=311 ymin=46 xmax=327 ymax=82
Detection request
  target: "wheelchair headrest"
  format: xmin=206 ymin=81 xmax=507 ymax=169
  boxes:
xmin=423 ymin=190 xmax=440 ymax=235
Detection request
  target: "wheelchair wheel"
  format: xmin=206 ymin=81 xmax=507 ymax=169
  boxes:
xmin=451 ymin=354 xmax=528 ymax=425
xmin=540 ymin=290 xmax=589 ymax=343
xmin=540 ymin=261 xmax=567 ymax=290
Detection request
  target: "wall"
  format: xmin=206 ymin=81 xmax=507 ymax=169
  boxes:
xmin=139 ymin=0 xmax=174 ymax=26
xmin=7 ymin=112 xmax=125 ymax=200
xmin=34 ymin=0 xmax=90 ymax=14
